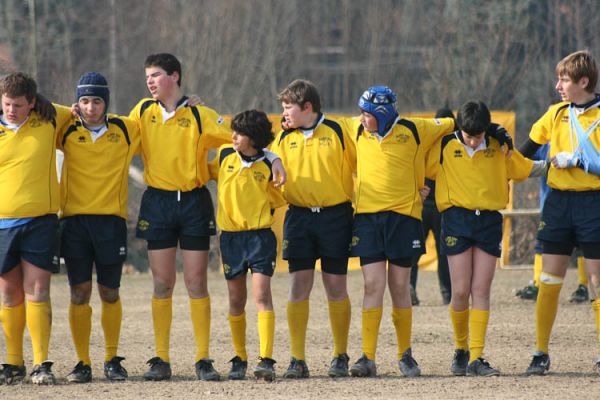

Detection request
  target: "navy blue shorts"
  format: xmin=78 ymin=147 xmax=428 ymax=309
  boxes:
xmin=220 ymin=229 xmax=277 ymax=280
xmin=441 ymin=207 xmax=503 ymax=257
xmin=282 ymin=202 xmax=353 ymax=261
xmin=538 ymin=189 xmax=600 ymax=255
xmin=136 ymin=186 xmax=216 ymax=247
xmin=0 ymin=214 xmax=59 ymax=274
xmin=350 ymin=211 xmax=425 ymax=260
xmin=61 ymin=215 xmax=127 ymax=288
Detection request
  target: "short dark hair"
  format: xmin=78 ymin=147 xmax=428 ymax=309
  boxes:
xmin=231 ymin=109 xmax=273 ymax=150
xmin=457 ymin=101 xmax=490 ymax=136
xmin=435 ymin=107 xmax=455 ymax=120
xmin=144 ymin=53 xmax=182 ymax=86
xmin=277 ymin=79 xmax=321 ymax=113
xmin=0 ymin=72 xmax=37 ymax=102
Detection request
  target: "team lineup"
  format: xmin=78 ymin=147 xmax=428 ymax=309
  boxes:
xmin=1 ymin=50 xmax=599 ymax=385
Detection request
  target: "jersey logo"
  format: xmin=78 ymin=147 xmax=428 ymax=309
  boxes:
xmin=445 ymin=236 xmax=458 ymax=247
xmin=433 ymin=118 xmax=442 ymax=126
xmin=78 ymin=135 xmax=86 ymax=143
xmin=227 ymin=165 xmax=235 ymax=173
xmin=178 ymin=117 xmax=191 ymax=128
xmin=560 ymin=116 xmax=569 ymax=123
xmin=282 ymin=240 xmax=289 ymax=251
xmin=289 ymin=141 xmax=298 ymax=149
xmin=107 ymin=132 xmax=120 ymax=143
xmin=223 ymin=264 xmax=231 ymax=275
xmin=209 ymin=220 xmax=215 ymax=229
xmin=29 ymin=118 xmax=42 ymax=128
xmin=150 ymin=115 xmax=157 ymax=123
xmin=253 ymin=171 xmax=266 ymax=182
xmin=0 ymin=130 xmax=6 ymax=138
xmin=453 ymin=149 xmax=462 ymax=158
xmin=483 ymin=148 xmax=496 ymax=158
xmin=538 ymin=221 xmax=546 ymax=231
xmin=217 ymin=116 xmax=225 ymax=125
xmin=119 ymin=246 xmax=126 ymax=256
xmin=351 ymin=236 xmax=360 ymax=247
xmin=138 ymin=219 xmax=150 ymax=231
xmin=412 ymin=240 xmax=421 ymax=249
xmin=319 ymin=137 xmax=332 ymax=147
xmin=394 ymin=133 xmax=410 ymax=143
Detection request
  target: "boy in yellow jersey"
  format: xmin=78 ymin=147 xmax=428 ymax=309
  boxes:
xmin=520 ymin=50 xmax=600 ymax=376
xmin=131 ymin=53 xmax=284 ymax=381
xmin=271 ymin=79 xmax=356 ymax=379
xmin=209 ymin=110 xmax=285 ymax=381
xmin=432 ymin=101 xmax=543 ymax=377
xmin=59 ymin=72 xmax=140 ymax=383
xmin=348 ymin=87 xmax=491 ymax=378
xmin=0 ymin=73 xmax=71 ymax=384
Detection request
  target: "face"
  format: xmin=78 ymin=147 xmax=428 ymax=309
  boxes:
xmin=232 ymin=131 xmax=256 ymax=155
xmin=1 ymin=94 xmax=35 ymax=125
xmin=461 ymin=131 xmax=485 ymax=150
xmin=555 ymin=74 xmax=589 ymax=103
xmin=281 ymin=102 xmax=311 ymax=129
xmin=78 ymin=96 xmax=106 ymax=125
xmin=145 ymin=66 xmax=179 ymax=100
xmin=360 ymin=111 xmax=378 ymax=133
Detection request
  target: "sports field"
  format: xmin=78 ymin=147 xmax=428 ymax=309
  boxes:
xmin=1 ymin=267 xmax=597 ymax=399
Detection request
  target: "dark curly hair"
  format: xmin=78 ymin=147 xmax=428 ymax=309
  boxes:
xmin=231 ymin=109 xmax=274 ymax=150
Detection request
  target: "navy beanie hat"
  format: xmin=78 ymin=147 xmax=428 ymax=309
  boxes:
xmin=76 ymin=72 xmax=109 ymax=110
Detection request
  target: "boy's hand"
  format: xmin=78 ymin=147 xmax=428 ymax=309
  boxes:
xmin=418 ymin=186 xmax=431 ymax=202
xmin=271 ymin=158 xmax=287 ymax=187
xmin=70 ymin=103 xmax=80 ymax=117
xmin=34 ymin=94 xmax=57 ymax=122
xmin=187 ymin=94 xmax=204 ymax=107
xmin=486 ymin=123 xmax=513 ymax=157
xmin=281 ymin=115 xmax=291 ymax=130
xmin=552 ymin=152 xmax=579 ymax=168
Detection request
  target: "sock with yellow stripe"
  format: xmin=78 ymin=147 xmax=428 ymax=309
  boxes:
xmin=328 ymin=297 xmax=351 ymax=356
xmin=1 ymin=302 xmax=26 ymax=366
xmin=449 ymin=306 xmax=469 ymax=350
xmin=26 ymin=300 xmax=52 ymax=365
xmin=190 ymin=296 xmax=211 ymax=361
xmin=535 ymin=274 xmax=563 ymax=354
xmin=392 ymin=307 xmax=412 ymax=357
xmin=152 ymin=297 xmax=172 ymax=362
xmin=577 ymin=257 xmax=588 ymax=286
xmin=593 ymin=299 xmax=600 ymax=358
xmin=258 ymin=310 xmax=275 ymax=359
xmin=533 ymin=253 xmax=543 ymax=287
xmin=102 ymin=299 xmax=122 ymax=362
xmin=228 ymin=312 xmax=247 ymax=361
xmin=362 ymin=307 xmax=383 ymax=360
xmin=468 ymin=309 xmax=490 ymax=362
xmin=69 ymin=303 xmax=92 ymax=365
xmin=287 ymin=300 xmax=309 ymax=360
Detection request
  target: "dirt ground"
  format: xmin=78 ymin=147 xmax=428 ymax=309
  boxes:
xmin=1 ymin=267 xmax=599 ymax=399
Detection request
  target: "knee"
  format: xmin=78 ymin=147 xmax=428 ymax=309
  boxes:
xmin=363 ymin=278 xmax=385 ymax=298
xmin=70 ymin=284 xmax=92 ymax=305
xmin=98 ymin=286 xmax=120 ymax=303
xmin=253 ymin=290 xmax=272 ymax=309
xmin=289 ymin=279 xmax=312 ymax=302
xmin=451 ymin=286 xmax=471 ymax=303
xmin=153 ymin=280 xmax=174 ymax=298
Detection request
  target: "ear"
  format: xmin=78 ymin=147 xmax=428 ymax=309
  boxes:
xmin=578 ymin=76 xmax=590 ymax=90
xmin=171 ymin=71 xmax=180 ymax=83
xmin=29 ymin=96 xmax=36 ymax=110
xmin=302 ymin=101 xmax=313 ymax=113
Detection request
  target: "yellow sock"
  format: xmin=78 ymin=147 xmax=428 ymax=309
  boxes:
xmin=533 ymin=254 xmax=543 ymax=287
xmin=190 ymin=296 xmax=211 ymax=361
xmin=26 ymin=300 xmax=52 ymax=365
xmin=536 ymin=278 xmax=563 ymax=354
xmin=287 ymin=300 xmax=309 ymax=360
xmin=449 ymin=306 xmax=469 ymax=350
xmin=468 ymin=309 xmax=490 ymax=362
xmin=391 ymin=307 xmax=412 ymax=357
xmin=228 ymin=312 xmax=247 ymax=361
xmin=152 ymin=297 xmax=172 ymax=362
xmin=362 ymin=307 xmax=383 ymax=360
xmin=1 ymin=303 xmax=26 ymax=366
xmin=328 ymin=297 xmax=351 ymax=356
xmin=258 ymin=310 xmax=275 ymax=359
xmin=69 ymin=303 xmax=92 ymax=365
xmin=593 ymin=299 xmax=600 ymax=358
xmin=102 ymin=299 xmax=122 ymax=362
xmin=577 ymin=257 xmax=588 ymax=286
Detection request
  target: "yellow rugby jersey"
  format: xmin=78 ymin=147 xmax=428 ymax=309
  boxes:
xmin=270 ymin=114 xmax=356 ymax=207
xmin=0 ymin=107 xmax=71 ymax=218
xmin=129 ymin=97 xmax=231 ymax=191
xmin=431 ymin=133 xmax=533 ymax=212
xmin=209 ymin=145 xmax=285 ymax=232
xmin=352 ymin=116 xmax=455 ymax=218
xmin=57 ymin=114 xmax=140 ymax=219
xmin=530 ymin=101 xmax=600 ymax=191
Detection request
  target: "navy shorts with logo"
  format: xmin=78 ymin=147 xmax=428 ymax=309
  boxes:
xmin=350 ymin=211 xmax=425 ymax=260
xmin=0 ymin=214 xmax=59 ymax=274
xmin=538 ymin=189 xmax=600 ymax=255
xmin=441 ymin=207 xmax=503 ymax=257
xmin=136 ymin=186 xmax=216 ymax=245
xmin=282 ymin=202 xmax=353 ymax=262
xmin=220 ymin=229 xmax=277 ymax=280
xmin=61 ymin=215 xmax=127 ymax=288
